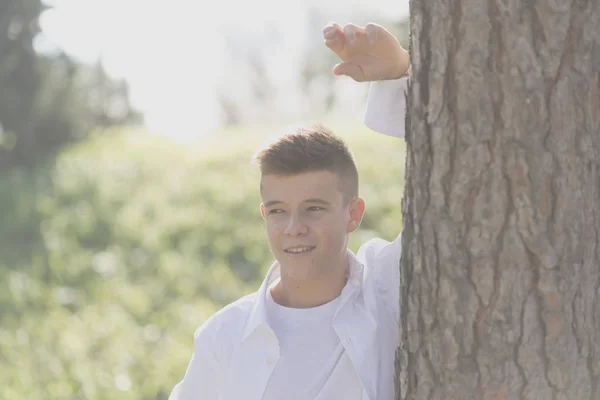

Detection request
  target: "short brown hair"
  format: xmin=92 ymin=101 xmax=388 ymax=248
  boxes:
xmin=253 ymin=124 xmax=359 ymax=203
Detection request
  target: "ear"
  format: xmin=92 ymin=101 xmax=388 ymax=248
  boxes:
xmin=346 ymin=197 xmax=365 ymax=233
xmin=260 ymin=203 xmax=266 ymax=220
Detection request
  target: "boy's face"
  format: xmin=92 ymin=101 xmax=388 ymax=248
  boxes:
xmin=260 ymin=170 xmax=364 ymax=281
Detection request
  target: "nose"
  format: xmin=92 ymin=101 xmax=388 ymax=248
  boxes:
xmin=284 ymin=211 xmax=308 ymax=236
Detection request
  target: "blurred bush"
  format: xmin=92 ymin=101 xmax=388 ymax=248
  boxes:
xmin=0 ymin=121 xmax=404 ymax=399
xmin=0 ymin=0 xmax=142 ymax=171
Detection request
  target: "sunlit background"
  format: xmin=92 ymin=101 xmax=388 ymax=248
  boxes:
xmin=1 ymin=0 xmax=408 ymax=399
xmin=37 ymin=0 xmax=408 ymax=140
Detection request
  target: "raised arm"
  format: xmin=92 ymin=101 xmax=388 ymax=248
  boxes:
xmin=323 ymin=22 xmax=410 ymax=138
xmin=323 ymin=22 xmax=409 ymax=323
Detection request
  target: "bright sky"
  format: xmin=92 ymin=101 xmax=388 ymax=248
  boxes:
xmin=37 ymin=0 xmax=408 ymax=140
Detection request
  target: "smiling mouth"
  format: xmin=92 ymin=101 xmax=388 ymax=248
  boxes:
xmin=284 ymin=246 xmax=315 ymax=254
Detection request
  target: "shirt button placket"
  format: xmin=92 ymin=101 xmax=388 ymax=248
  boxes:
xmin=265 ymin=329 xmax=279 ymax=367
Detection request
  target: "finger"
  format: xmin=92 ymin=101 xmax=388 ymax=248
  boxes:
xmin=365 ymin=22 xmax=404 ymax=49
xmin=342 ymin=23 xmax=366 ymax=45
xmin=365 ymin=22 xmax=381 ymax=44
xmin=333 ymin=62 xmax=366 ymax=82
xmin=323 ymin=22 xmax=343 ymax=39
xmin=324 ymin=22 xmax=346 ymax=56
xmin=324 ymin=35 xmax=344 ymax=54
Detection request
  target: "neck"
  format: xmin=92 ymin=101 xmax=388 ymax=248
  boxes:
xmin=271 ymin=259 xmax=348 ymax=309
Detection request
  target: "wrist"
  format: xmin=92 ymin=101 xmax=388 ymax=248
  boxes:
xmin=387 ymin=52 xmax=410 ymax=80
xmin=384 ymin=66 xmax=411 ymax=81
xmin=398 ymin=51 xmax=411 ymax=77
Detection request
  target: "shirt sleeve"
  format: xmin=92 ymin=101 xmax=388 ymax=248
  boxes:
xmin=168 ymin=323 xmax=223 ymax=400
xmin=357 ymin=232 xmax=402 ymax=326
xmin=364 ymin=75 xmax=410 ymax=139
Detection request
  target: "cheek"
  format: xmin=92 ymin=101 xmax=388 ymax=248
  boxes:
xmin=315 ymin=217 xmax=347 ymax=242
xmin=264 ymin=219 xmax=283 ymax=241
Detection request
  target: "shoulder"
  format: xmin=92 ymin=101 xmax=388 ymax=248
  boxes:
xmin=357 ymin=232 xmax=402 ymax=321
xmin=357 ymin=231 xmax=402 ymax=270
xmin=193 ymin=292 xmax=257 ymax=350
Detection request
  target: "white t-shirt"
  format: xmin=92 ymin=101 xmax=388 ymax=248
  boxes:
xmin=262 ymin=284 xmax=363 ymax=400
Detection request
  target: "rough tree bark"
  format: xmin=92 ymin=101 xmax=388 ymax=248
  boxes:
xmin=396 ymin=0 xmax=600 ymax=399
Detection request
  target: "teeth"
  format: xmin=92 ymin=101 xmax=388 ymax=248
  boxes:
xmin=285 ymin=247 xmax=313 ymax=253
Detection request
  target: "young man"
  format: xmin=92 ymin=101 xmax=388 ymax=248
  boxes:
xmin=169 ymin=22 xmax=410 ymax=400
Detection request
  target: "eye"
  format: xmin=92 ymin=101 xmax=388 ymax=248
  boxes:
xmin=268 ymin=209 xmax=284 ymax=215
xmin=307 ymin=206 xmax=324 ymax=212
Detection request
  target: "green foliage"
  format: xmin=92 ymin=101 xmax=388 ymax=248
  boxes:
xmin=0 ymin=122 xmax=405 ymax=399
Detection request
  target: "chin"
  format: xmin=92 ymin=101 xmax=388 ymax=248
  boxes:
xmin=278 ymin=258 xmax=319 ymax=281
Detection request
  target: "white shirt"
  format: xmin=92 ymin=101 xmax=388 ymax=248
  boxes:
xmin=262 ymin=285 xmax=363 ymax=400
xmin=169 ymin=76 xmax=408 ymax=400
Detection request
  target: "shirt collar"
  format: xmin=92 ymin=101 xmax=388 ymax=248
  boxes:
xmin=241 ymin=249 xmax=364 ymax=341
xmin=239 ymin=250 xmax=380 ymax=400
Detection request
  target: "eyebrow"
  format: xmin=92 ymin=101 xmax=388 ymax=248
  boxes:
xmin=263 ymin=198 xmax=331 ymax=208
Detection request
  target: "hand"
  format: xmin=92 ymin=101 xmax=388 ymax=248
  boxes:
xmin=323 ymin=22 xmax=410 ymax=82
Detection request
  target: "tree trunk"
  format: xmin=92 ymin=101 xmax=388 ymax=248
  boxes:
xmin=396 ymin=0 xmax=600 ymax=399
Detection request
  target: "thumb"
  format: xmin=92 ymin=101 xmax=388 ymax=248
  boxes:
xmin=332 ymin=62 xmax=366 ymax=82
